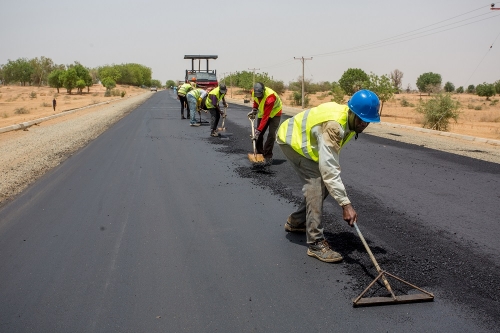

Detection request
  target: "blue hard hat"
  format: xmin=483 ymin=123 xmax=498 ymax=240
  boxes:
xmin=347 ymin=89 xmax=380 ymax=123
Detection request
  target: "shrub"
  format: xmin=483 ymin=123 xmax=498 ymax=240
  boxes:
xmin=104 ymin=90 xmax=111 ymax=97
xmin=490 ymin=99 xmax=499 ymax=106
xmin=40 ymin=102 xmax=51 ymax=107
xmin=416 ymin=93 xmax=460 ymax=131
xmin=30 ymin=91 xmax=37 ymax=99
xmin=474 ymin=105 xmax=482 ymax=110
xmin=400 ymin=97 xmax=415 ymax=107
xmin=14 ymin=107 xmax=30 ymax=114
xmin=2 ymin=112 xmax=8 ymax=118
xmin=121 ymin=90 xmax=126 ymax=97
xmin=292 ymin=91 xmax=309 ymax=107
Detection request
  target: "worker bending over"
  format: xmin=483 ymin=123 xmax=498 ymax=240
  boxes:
xmin=277 ymin=90 xmax=380 ymax=263
xmin=247 ymin=82 xmax=282 ymax=166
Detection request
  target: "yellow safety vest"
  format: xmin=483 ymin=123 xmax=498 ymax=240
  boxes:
xmin=205 ymin=87 xmax=224 ymax=109
xmin=277 ymin=102 xmax=355 ymax=162
xmin=252 ymin=87 xmax=282 ymax=118
xmin=178 ymin=83 xmax=193 ymax=96
xmin=188 ymin=88 xmax=204 ymax=99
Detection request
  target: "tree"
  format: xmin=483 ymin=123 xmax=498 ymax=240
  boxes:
xmin=416 ymin=72 xmax=442 ymax=95
xmin=3 ymin=58 xmax=34 ymax=85
xmin=69 ymin=62 xmax=93 ymax=93
xmin=150 ymin=79 xmax=162 ymax=88
xmin=456 ymin=86 xmax=464 ymax=93
xmin=338 ymin=68 xmax=369 ymax=95
xmin=76 ymin=79 xmax=86 ymax=94
xmin=475 ymin=82 xmax=496 ymax=100
xmin=330 ymin=82 xmax=345 ymax=104
xmin=48 ymin=69 xmax=65 ymax=93
xmin=390 ymin=69 xmax=404 ymax=92
xmin=444 ymin=81 xmax=455 ymax=93
xmin=30 ymin=56 xmax=54 ymax=86
xmin=101 ymin=77 xmax=116 ymax=91
xmin=165 ymin=80 xmax=176 ymax=88
xmin=467 ymin=84 xmax=475 ymax=94
xmin=494 ymin=80 xmax=500 ymax=94
xmin=365 ymin=73 xmax=397 ymax=116
xmin=416 ymin=93 xmax=460 ymax=131
xmin=61 ymin=68 xmax=78 ymax=94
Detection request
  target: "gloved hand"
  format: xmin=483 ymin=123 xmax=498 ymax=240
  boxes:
xmin=254 ymin=129 xmax=261 ymax=138
xmin=247 ymin=108 xmax=258 ymax=119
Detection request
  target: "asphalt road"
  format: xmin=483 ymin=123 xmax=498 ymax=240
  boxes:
xmin=0 ymin=90 xmax=498 ymax=332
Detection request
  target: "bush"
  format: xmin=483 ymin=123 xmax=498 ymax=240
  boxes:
xmin=14 ymin=107 xmax=30 ymax=114
xmin=416 ymin=93 xmax=460 ymax=131
xmin=490 ymin=99 xmax=499 ymax=106
xmin=400 ymin=97 xmax=415 ymax=107
xmin=292 ymin=91 xmax=309 ymax=107
xmin=474 ymin=105 xmax=482 ymax=110
xmin=104 ymin=90 xmax=111 ymax=97
xmin=40 ymin=102 xmax=51 ymax=107
xmin=121 ymin=90 xmax=126 ymax=97
xmin=30 ymin=91 xmax=37 ymax=99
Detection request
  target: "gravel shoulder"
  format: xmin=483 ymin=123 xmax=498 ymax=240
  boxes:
xmin=1 ymin=93 xmax=498 ymax=208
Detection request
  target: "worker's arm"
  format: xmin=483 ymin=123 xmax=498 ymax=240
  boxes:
xmin=313 ymin=121 xmax=357 ymax=225
xmin=256 ymin=95 xmax=276 ymax=131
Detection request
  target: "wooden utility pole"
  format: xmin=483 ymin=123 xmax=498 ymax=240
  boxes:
xmin=294 ymin=57 xmax=312 ymax=108
xmin=248 ymin=68 xmax=260 ymax=88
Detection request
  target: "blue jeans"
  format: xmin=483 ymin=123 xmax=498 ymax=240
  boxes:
xmin=187 ymin=95 xmax=198 ymax=124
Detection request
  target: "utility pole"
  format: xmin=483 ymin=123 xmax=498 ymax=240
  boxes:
xmin=230 ymin=72 xmax=233 ymax=98
xmin=294 ymin=57 xmax=312 ymax=108
xmin=248 ymin=68 xmax=260 ymax=88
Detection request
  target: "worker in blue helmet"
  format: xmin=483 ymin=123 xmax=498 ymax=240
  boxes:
xmin=277 ymin=89 xmax=380 ymax=263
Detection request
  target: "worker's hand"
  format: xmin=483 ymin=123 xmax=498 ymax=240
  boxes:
xmin=247 ymin=109 xmax=257 ymax=119
xmin=254 ymin=129 xmax=261 ymax=138
xmin=342 ymin=204 xmax=357 ymax=227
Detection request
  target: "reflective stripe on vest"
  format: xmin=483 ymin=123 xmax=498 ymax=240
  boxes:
xmin=178 ymin=83 xmax=193 ymax=96
xmin=277 ymin=102 xmax=355 ymax=162
xmin=252 ymin=87 xmax=282 ymax=118
xmin=205 ymin=87 xmax=224 ymax=109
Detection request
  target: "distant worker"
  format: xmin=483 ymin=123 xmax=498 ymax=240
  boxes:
xmin=247 ymin=82 xmax=282 ymax=166
xmin=177 ymin=78 xmax=196 ymax=119
xmin=186 ymin=88 xmax=208 ymax=126
xmin=52 ymin=98 xmax=57 ymax=111
xmin=205 ymin=83 xmax=228 ymax=137
xmin=277 ymin=90 xmax=381 ymax=263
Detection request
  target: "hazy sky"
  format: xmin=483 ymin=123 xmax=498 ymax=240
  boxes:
xmin=1 ymin=0 xmax=499 ymax=89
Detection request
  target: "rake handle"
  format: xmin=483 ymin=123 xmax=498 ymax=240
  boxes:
xmin=354 ymin=223 xmax=396 ymax=299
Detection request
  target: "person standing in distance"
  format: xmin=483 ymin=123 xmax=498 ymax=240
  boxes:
xmin=277 ymin=90 xmax=381 ymax=263
xmin=247 ymin=82 xmax=282 ymax=166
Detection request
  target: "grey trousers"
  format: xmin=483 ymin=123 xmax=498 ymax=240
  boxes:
xmin=279 ymin=143 xmax=329 ymax=244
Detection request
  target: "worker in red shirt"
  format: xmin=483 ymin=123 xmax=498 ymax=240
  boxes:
xmin=247 ymin=82 xmax=282 ymax=166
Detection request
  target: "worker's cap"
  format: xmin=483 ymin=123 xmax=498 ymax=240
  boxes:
xmin=219 ymin=83 xmax=227 ymax=93
xmin=191 ymin=77 xmax=196 ymax=81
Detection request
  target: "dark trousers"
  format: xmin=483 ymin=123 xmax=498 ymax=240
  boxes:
xmin=208 ymin=108 xmax=220 ymax=132
xmin=178 ymin=95 xmax=189 ymax=117
xmin=256 ymin=116 xmax=281 ymax=159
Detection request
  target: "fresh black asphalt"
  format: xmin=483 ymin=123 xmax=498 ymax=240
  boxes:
xmin=0 ymin=90 xmax=498 ymax=332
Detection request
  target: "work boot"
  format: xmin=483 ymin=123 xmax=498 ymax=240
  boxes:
xmin=210 ymin=131 xmax=219 ymax=137
xmin=307 ymin=239 xmax=343 ymax=263
xmin=182 ymin=115 xmax=186 ymax=119
xmin=284 ymin=218 xmax=306 ymax=233
xmin=264 ymin=158 xmax=273 ymax=166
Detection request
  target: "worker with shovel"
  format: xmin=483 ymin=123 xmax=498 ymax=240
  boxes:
xmin=277 ymin=90 xmax=380 ymax=263
xmin=205 ymin=83 xmax=228 ymax=137
xmin=247 ymin=82 xmax=282 ymax=166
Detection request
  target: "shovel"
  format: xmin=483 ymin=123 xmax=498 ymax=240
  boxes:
xmin=218 ymin=106 xmax=227 ymax=131
xmin=352 ymin=222 xmax=434 ymax=307
xmin=248 ymin=116 xmax=265 ymax=164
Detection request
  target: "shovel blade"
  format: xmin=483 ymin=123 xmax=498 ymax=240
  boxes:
xmin=353 ymin=293 xmax=434 ymax=307
xmin=248 ymin=153 xmax=265 ymax=164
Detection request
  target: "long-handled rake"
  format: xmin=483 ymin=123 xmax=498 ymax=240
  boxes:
xmin=352 ymin=223 xmax=434 ymax=307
